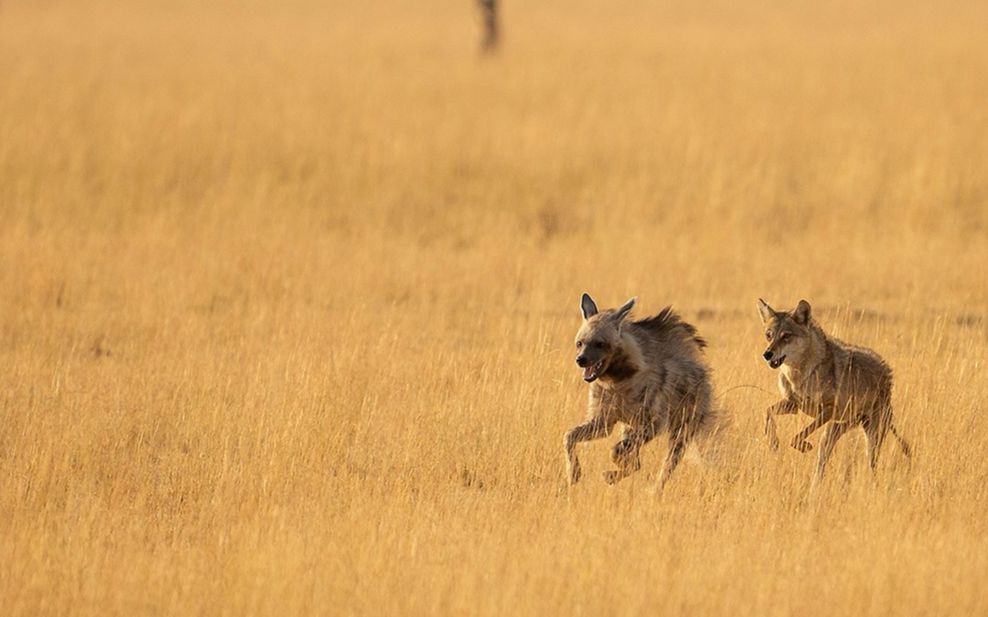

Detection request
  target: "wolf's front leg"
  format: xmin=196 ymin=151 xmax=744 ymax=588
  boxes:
xmin=564 ymin=416 xmax=612 ymax=485
xmin=791 ymin=413 xmax=831 ymax=453
xmin=765 ymin=398 xmax=798 ymax=451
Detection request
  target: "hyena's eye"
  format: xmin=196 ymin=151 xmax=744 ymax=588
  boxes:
xmin=765 ymin=331 xmax=772 ymax=340
xmin=591 ymin=341 xmax=608 ymax=350
xmin=779 ymin=332 xmax=790 ymax=341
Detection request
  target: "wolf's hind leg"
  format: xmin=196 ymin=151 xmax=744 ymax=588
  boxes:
xmin=862 ymin=412 xmax=891 ymax=470
xmin=889 ymin=423 xmax=912 ymax=458
xmin=814 ymin=421 xmax=852 ymax=482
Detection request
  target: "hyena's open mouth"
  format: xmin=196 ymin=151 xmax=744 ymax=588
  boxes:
xmin=583 ymin=359 xmax=605 ymax=382
xmin=769 ymin=355 xmax=786 ymax=369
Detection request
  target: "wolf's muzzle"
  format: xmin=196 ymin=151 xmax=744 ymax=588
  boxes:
xmin=763 ymin=349 xmax=785 ymax=368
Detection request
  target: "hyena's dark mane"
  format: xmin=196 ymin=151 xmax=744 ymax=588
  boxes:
xmin=632 ymin=306 xmax=707 ymax=350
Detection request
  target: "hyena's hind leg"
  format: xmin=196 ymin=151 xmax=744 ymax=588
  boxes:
xmin=604 ymin=424 xmax=657 ymax=485
xmin=656 ymin=432 xmax=688 ymax=490
xmin=657 ymin=384 xmax=712 ymax=490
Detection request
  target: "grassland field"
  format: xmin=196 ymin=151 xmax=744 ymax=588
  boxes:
xmin=1 ymin=1 xmax=987 ymax=615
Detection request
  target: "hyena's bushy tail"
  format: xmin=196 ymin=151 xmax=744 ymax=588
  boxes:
xmin=696 ymin=405 xmax=731 ymax=439
xmin=890 ymin=423 xmax=912 ymax=458
xmin=686 ymin=406 xmax=731 ymax=466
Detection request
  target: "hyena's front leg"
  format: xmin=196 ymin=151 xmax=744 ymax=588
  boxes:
xmin=563 ymin=416 xmax=613 ymax=485
xmin=765 ymin=398 xmax=798 ymax=451
xmin=604 ymin=424 xmax=657 ymax=485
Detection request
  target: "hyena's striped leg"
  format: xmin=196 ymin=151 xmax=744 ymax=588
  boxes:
xmin=815 ymin=421 xmax=853 ymax=482
xmin=604 ymin=424 xmax=657 ymax=485
xmin=765 ymin=398 xmax=798 ymax=451
xmin=564 ymin=416 xmax=613 ymax=485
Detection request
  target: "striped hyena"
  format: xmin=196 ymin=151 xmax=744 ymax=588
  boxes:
xmin=564 ymin=294 xmax=718 ymax=490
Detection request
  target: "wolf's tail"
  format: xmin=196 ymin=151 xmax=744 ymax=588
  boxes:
xmin=889 ymin=423 xmax=912 ymax=458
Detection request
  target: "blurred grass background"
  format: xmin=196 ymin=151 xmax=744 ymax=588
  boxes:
xmin=0 ymin=1 xmax=986 ymax=615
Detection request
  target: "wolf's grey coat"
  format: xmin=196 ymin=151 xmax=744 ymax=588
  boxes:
xmin=758 ymin=298 xmax=912 ymax=481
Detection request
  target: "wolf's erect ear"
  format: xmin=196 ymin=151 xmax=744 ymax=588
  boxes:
xmin=613 ymin=297 xmax=637 ymax=323
xmin=793 ymin=299 xmax=812 ymax=325
xmin=580 ymin=293 xmax=598 ymax=320
xmin=757 ymin=298 xmax=775 ymax=324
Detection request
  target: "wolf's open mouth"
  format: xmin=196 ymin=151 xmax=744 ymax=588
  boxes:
xmin=769 ymin=355 xmax=786 ymax=369
xmin=583 ymin=359 xmax=605 ymax=382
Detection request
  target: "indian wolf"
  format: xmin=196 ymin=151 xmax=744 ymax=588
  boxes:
xmin=758 ymin=298 xmax=912 ymax=481
xmin=564 ymin=293 xmax=717 ymax=489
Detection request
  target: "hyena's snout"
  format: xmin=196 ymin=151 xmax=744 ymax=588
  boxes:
xmin=575 ymin=352 xmax=606 ymax=383
xmin=762 ymin=349 xmax=774 ymax=361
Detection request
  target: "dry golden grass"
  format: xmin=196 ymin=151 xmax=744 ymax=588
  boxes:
xmin=1 ymin=1 xmax=987 ymax=615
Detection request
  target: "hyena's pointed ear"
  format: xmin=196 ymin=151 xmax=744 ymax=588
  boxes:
xmin=613 ymin=297 xmax=637 ymax=323
xmin=580 ymin=293 xmax=598 ymax=320
xmin=793 ymin=299 xmax=812 ymax=325
xmin=757 ymin=298 xmax=775 ymax=324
